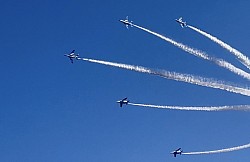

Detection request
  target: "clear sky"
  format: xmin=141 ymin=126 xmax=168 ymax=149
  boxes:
xmin=1 ymin=0 xmax=250 ymax=162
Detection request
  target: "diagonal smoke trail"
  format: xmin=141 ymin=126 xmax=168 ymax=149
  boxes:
xmin=79 ymin=57 xmax=250 ymax=96
xmin=188 ymin=25 xmax=250 ymax=70
xmin=132 ymin=23 xmax=209 ymax=60
xmin=128 ymin=103 xmax=250 ymax=111
xmin=183 ymin=143 xmax=250 ymax=155
xmin=131 ymin=23 xmax=250 ymax=80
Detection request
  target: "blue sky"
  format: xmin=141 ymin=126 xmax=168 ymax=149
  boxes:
xmin=1 ymin=0 xmax=250 ymax=161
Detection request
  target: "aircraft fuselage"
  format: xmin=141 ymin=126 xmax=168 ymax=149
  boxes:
xmin=175 ymin=18 xmax=187 ymax=28
xmin=117 ymin=98 xmax=129 ymax=107
xmin=171 ymin=148 xmax=182 ymax=157
xmin=120 ymin=20 xmax=130 ymax=25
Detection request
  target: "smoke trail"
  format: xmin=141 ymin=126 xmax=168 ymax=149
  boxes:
xmin=80 ymin=57 xmax=250 ymax=96
xmin=183 ymin=143 xmax=250 ymax=155
xmin=131 ymin=23 xmax=250 ymax=80
xmin=132 ymin=23 xmax=209 ymax=60
xmin=128 ymin=103 xmax=250 ymax=111
xmin=188 ymin=25 xmax=250 ymax=70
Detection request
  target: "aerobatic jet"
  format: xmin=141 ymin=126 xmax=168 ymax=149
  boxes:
xmin=170 ymin=148 xmax=183 ymax=157
xmin=64 ymin=50 xmax=79 ymax=63
xmin=116 ymin=98 xmax=129 ymax=107
xmin=120 ymin=16 xmax=133 ymax=29
xmin=175 ymin=17 xmax=187 ymax=28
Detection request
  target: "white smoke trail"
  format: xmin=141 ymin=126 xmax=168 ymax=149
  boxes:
xmin=188 ymin=25 xmax=250 ymax=70
xmin=132 ymin=23 xmax=209 ymax=60
xmin=183 ymin=143 xmax=250 ymax=155
xmin=80 ymin=57 xmax=250 ymax=96
xmin=131 ymin=23 xmax=250 ymax=80
xmin=128 ymin=103 xmax=250 ymax=111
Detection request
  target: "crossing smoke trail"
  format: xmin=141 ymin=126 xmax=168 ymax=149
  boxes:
xmin=80 ymin=57 xmax=250 ymax=96
xmin=188 ymin=25 xmax=250 ymax=70
xmin=131 ymin=23 xmax=250 ymax=80
xmin=128 ymin=103 xmax=250 ymax=111
xmin=182 ymin=143 xmax=250 ymax=155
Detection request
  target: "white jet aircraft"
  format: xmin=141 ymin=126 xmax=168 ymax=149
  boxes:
xmin=120 ymin=16 xmax=133 ymax=29
xmin=175 ymin=17 xmax=187 ymax=28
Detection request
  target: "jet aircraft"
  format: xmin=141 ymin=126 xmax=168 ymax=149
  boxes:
xmin=175 ymin=17 xmax=187 ymax=28
xmin=170 ymin=148 xmax=183 ymax=157
xmin=64 ymin=50 xmax=79 ymax=63
xmin=116 ymin=98 xmax=129 ymax=107
xmin=120 ymin=16 xmax=133 ymax=29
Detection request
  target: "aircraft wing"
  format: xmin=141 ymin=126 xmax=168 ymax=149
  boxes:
xmin=70 ymin=58 xmax=73 ymax=63
xmin=176 ymin=148 xmax=181 ymax=151
xmin=120 ymin=103 xmax=123 ymax=107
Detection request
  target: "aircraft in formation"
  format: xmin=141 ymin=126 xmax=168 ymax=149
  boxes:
xmin=116 ymin=98 xmax=129 ymax=107
xmin=65 ymin=63 xmax=182 ymax=157
xmin=120 ymin=16 xmax=133 ymax=29
xmin=175 ymin=17 xmax=187 ymax=28
xmin=64 ymin=50 xmax=80 ymax=63
xmin=170 ymin=148 xmax=183 ymax=157
xmin=65 ymin=18 xmax=186 ymax=64
xmin=65 ymin=19 xmax=185 ymax=158
xmin=62 ymin=16 xmax=239 ymax=159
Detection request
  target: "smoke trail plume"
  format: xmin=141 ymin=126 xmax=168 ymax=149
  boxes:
xmin=132 ymin=23 xmax=209 ymax=60
xmin=188 ymin=25 xmax=250 ymax=70
xmin=128 ymin=103 xmax=250 ymax=111
xmin=183 ymin=143 xmax=250 ymax=155
xmin=80 ymin=57 xmax=250 ymax=96
xmin=131 ymin=23 xmax=250 ymax=80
